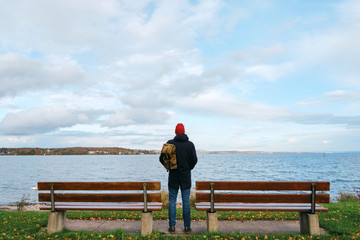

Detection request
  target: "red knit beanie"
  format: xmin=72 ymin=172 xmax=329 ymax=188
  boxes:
xmin=175 ymin=123 xmax=185 ymax=135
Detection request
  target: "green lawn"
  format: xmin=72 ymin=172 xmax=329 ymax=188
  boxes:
xmin=1 ymin=200 xmax=359 ymax=239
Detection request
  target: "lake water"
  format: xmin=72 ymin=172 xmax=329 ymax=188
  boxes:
xmin=0 ymin=153 xmax=359 ymax=205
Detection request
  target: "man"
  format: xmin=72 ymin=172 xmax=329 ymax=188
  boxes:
xmin=159 ymin=123 xmax=198 ymax=234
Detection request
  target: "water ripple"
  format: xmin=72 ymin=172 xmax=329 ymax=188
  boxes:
xmin=0 ymin=153 xmax=359 ymax=204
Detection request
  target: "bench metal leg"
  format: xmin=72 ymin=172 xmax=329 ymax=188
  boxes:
xmin=47 ymin=210 xmax=66 ymax=234
xmin=299 ymin=212 xmax=320 ymax=235
xmin=141 ymin=212 xmax=153 ymax=236
xmin=206 ymin=211 xmax=218 ymax=232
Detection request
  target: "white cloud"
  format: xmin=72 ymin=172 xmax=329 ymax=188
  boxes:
xmin=0 ymin=105 xmax=106 ymax=135
xmin=270 ymin=16 xmax=302 ymax=35
xmin=7 ymin=137 xmax=30 ymax=144
xmin=297 ymin=90 xmax=360 ymax=106
xmin=0 ymin=0 xmax=246 ymax=105
xmin=244 ymin=63 xmax=293 ymax=82
xmin=288 ymin=138 xmax=297 ymax=143
xmin=324 ymin=90 xmax=360 ymax=102
xmin=178 ymin=90 xmax=290 ymax=120
xmin=286 ymin=113 xmax=360 ymax=128
xmin=104 ymin=108 xmax=173 ymax=127
xmin=231 ymin=44 xmax=286 ymax=64
xmin=0 ymin=0 xmax=245 ymax=59
xmin=296 ymin=0 xmax=360 ymax=89
xmin=0 ymin=0 xmax=121 ymax=55
xmin=0 ymin=53 xmax=87 ymax=97
xmin=43 ymin=90 xmax=119 ymax=110
xmin=178 ymin=90 xmax=360 ymax=128
xmin=112 ymin=48 xmax=244 ymax=108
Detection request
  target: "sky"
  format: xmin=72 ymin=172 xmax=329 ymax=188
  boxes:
xmin=1 ymin=0 xmax=360 ymax=152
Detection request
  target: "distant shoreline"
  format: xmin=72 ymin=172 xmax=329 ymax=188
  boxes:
xmin=0 ymin=147 xmax=158 ymax=156
xmin=0 ymin=147 xmax=349 ymax=156
xmin=200 ymin=151 xmax=329 ymax=154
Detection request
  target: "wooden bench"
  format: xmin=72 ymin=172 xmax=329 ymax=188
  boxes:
xmin=38 ymin=181 xmax=162 ymax=235
xmin=196 ymin=181 xmax=330 ymax=235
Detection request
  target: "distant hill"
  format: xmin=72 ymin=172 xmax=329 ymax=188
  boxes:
xmin=0 ymin=147 xmax=158 ymax=155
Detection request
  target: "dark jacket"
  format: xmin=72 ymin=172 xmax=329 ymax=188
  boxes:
xmin=159 ymin=134 xmax=197 ymax=190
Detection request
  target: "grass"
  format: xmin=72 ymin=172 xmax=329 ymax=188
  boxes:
xmin=0 ymin=200 xmax=359 ymax=239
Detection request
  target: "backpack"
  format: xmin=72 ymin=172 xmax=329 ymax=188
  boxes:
xmin=161 ymin=143 xmax=177 ymax=170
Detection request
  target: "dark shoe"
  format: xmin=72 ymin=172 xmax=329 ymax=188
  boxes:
xmin=184 ymin=227 xmax=191 ymax=234
xmin=168 ymin=227 xmax=175 ymax=234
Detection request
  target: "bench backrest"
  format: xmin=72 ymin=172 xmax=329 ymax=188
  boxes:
xmin=38 ymin=182 xmax=161 ymax=211
xmin=196 ymin=181 xmax=330 ymax=213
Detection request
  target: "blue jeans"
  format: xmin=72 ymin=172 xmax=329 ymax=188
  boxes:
xmin=168 ymin=187 xmax=191 ymax=228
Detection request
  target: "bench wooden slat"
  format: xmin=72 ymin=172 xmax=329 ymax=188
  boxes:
xmin=196 ymin=193 xmax=330 ymax=203
xmin=196 ymin=181 xmax=330 ymax=191
xmin=38 ymin=182 xmax=161 ymax=191
xmin=39 ymin=202 xmax=163 ymax=211
xmin=39 ymin=202 xmax=163 ymax=206
xmin=39 ymin=193 xmax=161 ymax=202
xmin=195 ymin=202 xmax=328 ymax=212
xmin=196 ymin=202 xmax=325 ymax=208
xmin=40 ymin=206 xmax=162 ymax=211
